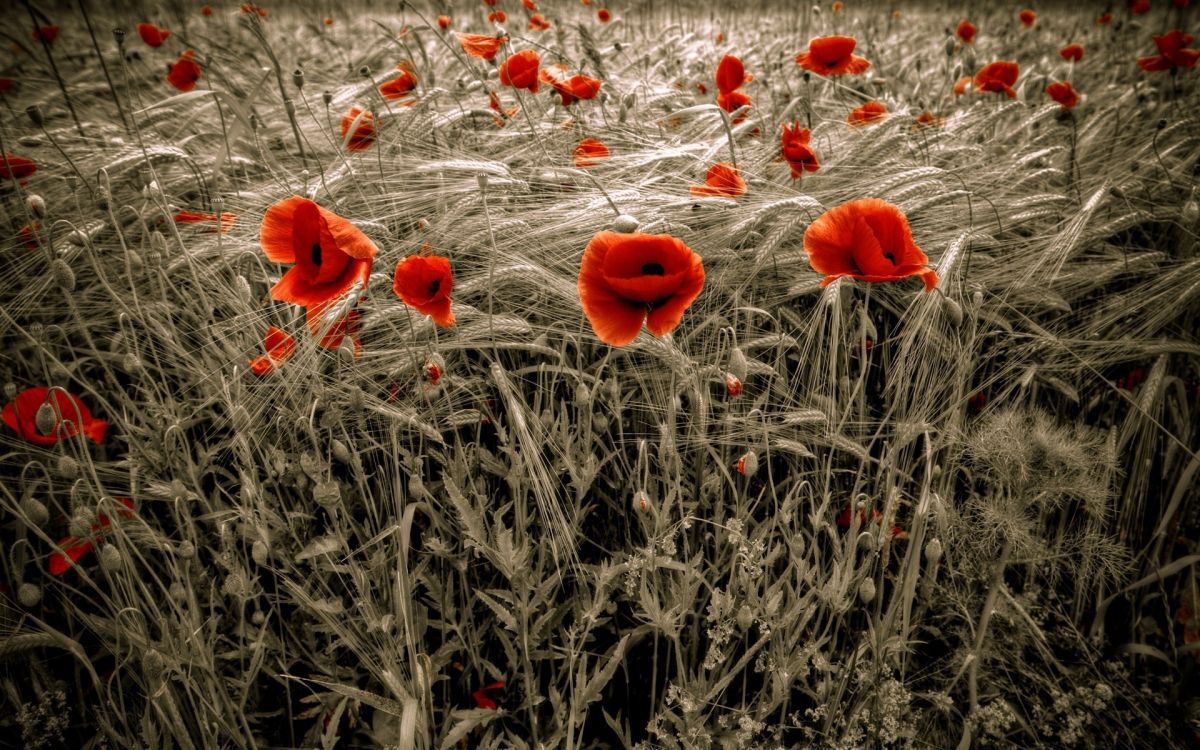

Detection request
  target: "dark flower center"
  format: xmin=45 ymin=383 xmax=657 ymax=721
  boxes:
xmin=311 ymin=243 xmax=322 ymax=267
xmin=428 ymin=278 xmax=441 ymax=296
xmin=882 ymin=250 xmax=897 ymax=266
xmin=641 ymin=262 xmax=665 ymax=276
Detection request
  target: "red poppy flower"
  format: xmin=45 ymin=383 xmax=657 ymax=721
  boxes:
xmin=489 ymin=11 xmax=507 ymax=22
xmin=459 ymin=33 xmax=506 ymax=61
xmin=578 ymin=231 xmax=705 ymax=347
xmin=19 ymin=222 xmax=40 ymax=251
xmin=241 ymin=3 xmax=269 ymax=16
xmin=499 ymin=49 xmax=541 ymax=92
xmin=1019 ymin=9 xmax=1036 ymax=27
xmin=1129 ymin=0 xmax=1150 ymax=13
xmin=393 ymin=255 xmax=455 ymax=327
xmin=202 ymin=5 xmax=214 ymax=16
xmin=167 ymin=50 xmax=201 ymax=92
xmin=1097 ymin=12 xmax=1113 ymax=23
xmin=528 ymin=14 xmax=551 ymax=31
xmin=803 ymin=198 xmax=938 ymax=291
xmin=597 ymin=8 xmax=611 ymax=21
xmin=781 ymin=121 xmax=819 ymax=178
xmin=716 ymin=31 xmax=726 ymax=44
xmin=137 ymin=23 xmax=171 ymax=47
xmin=0 ymin=153 xmax=36 ymax=180
xmin=474 ymin=681 xmax=507 ymax=710
xmin=0 ymin=78 xmax=14 ymax=93
xmin=1060 ymin=43 xmax=1084 ymax=62
xmin=956 ymin=20 xmax=976 ymax=44
xmin=832 ymin=0 xmax=843 ymax=11
xmin=835 ymin=505 xmax=906 ymax=539
xmin=540 ymin=65 xmax=602 ymax=105
xmin=484 ymin=0 xmax=497 ymax=5
xmin=260 ymin=196 xmax=377 ymax=309
xmin=1046 ymin=80 xmax=1079 ymax=108
xmin=47 ymin=497 xmax=135 ymax=576
xmin=32 ymin=25 xmax=59 ymax=44
xmin=175 ymin=210 xmax=236 ymax=232
xmin=249 ymin=326 xmax=297 ymax=375
xmin=379 ymin=70 xmax=417 ymax=101
xmin=953 ymin=76 xmax=973 ymax=95
xmin=915 ymin=111 xmax=942 ymax=127
xmin=716 ymin=89 xmax=752 ymax=123
xmin=307 ymin=305 xmax=363 ymax=356
xmin=1173 ymin=0 xmax=1190 ymax=7
xmin=573 ymin=138 xmax=610 ymax=167
xmin=523 ymin=0 xmax=538 ymax=9
xmin=716 ymin=54 xmax=751 ymax=95
xmin=436 ymin=15 xmax=452 ymax=29
xmin=324 ymin=17 xmax=333 ymax=25
xmin=973 ymin=60 xmax=1019 ymax=97
xmin=340 ymin=107 xmax=376 ymax=151
xmin=3 ymin=386 xmax=109 ymax=447
xmin=847 ymin=100 xmax=887 ymax=126
xmin=691 ymin=163 xmax=746 ymax=198
xmin=795 ymin=36 xmax=870 ymax=75
xmin=1138 ymin=30 xmax=1200 ymax=71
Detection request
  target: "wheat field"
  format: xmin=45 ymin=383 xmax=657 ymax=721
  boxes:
xmin=1 ymin=1 xmax=1198 ymax=748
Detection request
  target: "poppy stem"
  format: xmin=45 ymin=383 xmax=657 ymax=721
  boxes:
xmin=76 ymin=0 xmax=130 ymax=134
xmin=20 ymin=0 xmax=85 ymax=139
xmin=479 ymin=176 xmax=501 ymax=360
xmin=718 ymin=108 xmax=738 ymax=170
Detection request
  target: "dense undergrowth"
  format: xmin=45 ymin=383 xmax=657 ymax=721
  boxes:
xmin=1 ymin=1 xmax=1199 ymax=748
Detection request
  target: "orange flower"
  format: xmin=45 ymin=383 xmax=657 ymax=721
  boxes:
xmin=0 ymin=153 xmax=36 ymax=180
xmin=528 ymin=14 xmax=551 ymax=31
xmin=32 ymin=25 xmax=59 ymax=44
xmin=137 ymin=23 xmax=171 ymax=47
xmin=260 ymin=196 xmax=377 ymax=309
xmin=174 ymin=210 xmax=236 ymax=232
xmin=1046 ymin=80 xmax=1079 ymax=108
xmin=717 ymin=89 xmax=752 ymax=122
xmin=848 ymin=100 xmax=887 ymax=125
xmin=716 ymin=54 xmax=751 ymax=95
xmin=573 ymin=138 xmax=610 ymax=167
xmin=973 ymin=61 xmax=1019 ymax=97
xmin=47 ymin=498 xmax=134 ymax=576
xmin=578 ymin=231 xmax=705 ymax=346
xmin=832 ymin=0 xmax=843 ymax=11
xmin=802 ymin=198 xmax=938 ymax=291
xmin=393 ymin=255 xmax=455 ymax=327
xmin=597 ymin=8 xmax=611 ymax=22
xmin=1097 ymin=12 xmax=1112 ymax=23
xmin=953 ymin=75 xmax=973 ymax=95
xmin=3 ymin=387 xmax=108 ymax=447
xmin=489 ymin=10 xmax=507 ymax=22
xmin=249 ymin=326 xmax=297 ymax=375
xmin=379 ymin=69 xmax=417 ymax=101
xmin=324 ymin=17 xmax=333 ymax=25
xmin=691 ymin=163 xmax=746 ymax=198
xmin=437 ymin=15 xmax=452 ymax=29
xmin=540 ymin=64 xmax=602 ymax=105
xmin=523 ymin=0 xmax=538 ymax=8
xmin=915 ymin=111 xmax=942 ymax=127
xmin=167 ymin=50 xmax=201 ymax=92
xmin=1060 ymin=43 xmax=1083 ymax=62
xmin=1138 ymin=30 xmax=1200 ymax=71
xmin=796 ymin=35 xmax=870 ymax=75
xmin=307 ymin=305 xmax=363 ymax=356
xmin=956 ymin=20 xmax=976 ymax=44
xmin=1018 ymin=9 xmax=1036 ymax=27
xmin=340 ymin=107 xmax=376 ymax=151
xmin=499 ymin=49 xmax=541 ymax=91
xmin=459 ymin=33 xmax=506 ymax=61
xmin=241 ymin=3 xmax=269 ymax=16
xmin=781 ymin=121 xmax=819 ymax=178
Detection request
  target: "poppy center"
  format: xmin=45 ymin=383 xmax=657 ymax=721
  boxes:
xmin=428 ymin=278 xmax=441 ymax=296
xmin=311 ymin=243 xmax=322 ymax=267
xmin=641 ymin=262 xmax=666 ymax=276
xmin=882 ymin=250 xmax=897 ymax=266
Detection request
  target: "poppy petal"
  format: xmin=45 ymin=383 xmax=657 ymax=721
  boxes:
xmin=260 ymin=196 xmax=309 ymax=263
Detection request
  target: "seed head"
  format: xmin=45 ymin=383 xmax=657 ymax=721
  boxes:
xmin=292 ymin=68 xmax=304 ymax=89
xmin=25 ymin=104 xmax=43 ymax=127
xmin=18 ymin=583 xmax=42 ymax=608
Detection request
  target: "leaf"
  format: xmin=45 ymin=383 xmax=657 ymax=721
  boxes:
xmin=476 ymin=589 xmax=518 ymax=633
xmin=439 ymin=708 xmax=502 ymax=750
xmin=578 ymin=634 xmax=630 ymax=707
xmin=285 ymin=675 xmax=407 ymax=717
xmin=296 ymin=535 xmax=344 ymax=562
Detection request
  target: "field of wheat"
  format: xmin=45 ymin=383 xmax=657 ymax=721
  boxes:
xmin=1 ymin=1 xmax=1198 ymax=748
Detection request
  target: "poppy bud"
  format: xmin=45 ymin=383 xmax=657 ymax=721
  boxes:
xmin=736 ymin=450 xmax=758 ymax=476
xmin=812 ymin=5 xmax=821 ymax=15
xmin=728 ymin=346 xmax=748 ymax=380
xmin=292 ymin=68 xmax=304 ymax=89
xmin=56 ymin=455 xmax=79 ymax=479
xmin=20 ymin=497 xmax=48 ymax=527
xmin=169 ymin=581 xmax=187 ymax=602
xmin=3 ymin=382 xmax=15 ymax=400
xmin=99 ymin=544 xmax=123 ymax=571
xmin=96 ymin=186 xmax=110 ymax=210
xmin=284 ymin=99 xmax=296 ymax=117
xmin=612 ymin=214 xmax=640 ymax=233
xmin=736 ymin=604 xmax=754 ymax=631
xmin=725 ymin=373 xmax=743 ymax=398
xmin=359 ymin=65 xmax=372 ymax=78
xmin=25 ymin=104 xmax=43 ymax=127
xmin=178 ymin=540 xmax=195 ymax=558
xmin=331 ymin=438 xmax=351 ymax=464
xmin=18 ymin=583 xmax=41 ymax=608
xmin=35 ymin=399 xmax=57 ymax=436
xmin=962 ymin=46 xmax=976 ymax=70
xmin=424 ymin=354 xmax=445 ymax=385
xmin=1156 ymin=118 xmax=1167 ymax=131
xmin=942 ymin=296 xmax=963 ymax=327
xmin=251 ymin=539 xmax=270 ymax=565
xmin=1182 ymin=197 xmax=1199 ymax=225
xmin=234 ymin=275 xmax=252 ymax=305
xmin=142 ymin=649 xmax=167 ymax=679
xmin=858 ymin=576 xmax=876 ymax=604
xmin=574 ymin=383 xmax=591 ymax=406
xmin=231 ymin=405 xmax=251 ymax=433
xmin=27 ymin=194 xmax=46 ymax=218
xmin=150 ymin=230 xmax=167 ymax=256
xmin=633 ymin=489 xmax=650 ymax=513
xmin=924 ymin=538 xmax=943 ymax=564
xmin=944 ymin=36 xmax=956 ymax=57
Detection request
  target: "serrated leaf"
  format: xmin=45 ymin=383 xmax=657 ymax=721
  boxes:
xmin=579 ymin=634 xmax=630 ymax=707
xmin=476 ymin=590 xmax=518 ymax=633
xmin=439 ymin=709 xmax=501 ymax=750
xmin=296 ymin=535 xmax=344 ymax=562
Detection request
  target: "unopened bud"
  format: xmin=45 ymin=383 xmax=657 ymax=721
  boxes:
xmin=27 ymin=194 xmax=46 ymax=218
xmin=942 ymin=296 xmax=963 ymax=327
xmin=633 ymin=489 xmax=650 ymax=513
xmin=251 ymin=539 xmax=270 ymax=565
xmin=725 ymin=373 xmax=743 ymax=398
xmin=924 ymin=538 xmax=943 ymax=564
xmin=358 ymin=65 xmax=372 ymax=78
xmin=56 ymin=455 xmax=79 ymax=479
xmin=858 ymin=576 xmax=876 ymax=604
xmin=612 ymin=214 xmax=640 ymax=233
xmin=21 ymin=497 xmax=49 ymax=527
xmin=150 ymin=230 xmax=168 ymax=255
xmin=177 ymin=540 xmax=195 ymax=559
xmin=284 ymin=99 xmax=296 ymax=117
xmin=944 ymin=36 xmax=956 ymax=57
xmin=736 ymin=604 xmax=754 ymax=631
xmin=728 ymin=346 xmax=748 ymax=380
xmin=35 ymin=400 xmax=58 ymax=436
xmin=25 ymin=104 xmax=43 ymax=128
xmin=99 ymin=544 xmax=123 ymax=571
xmin=18 ymin=583 xmax=42 ymax=608
xmin=51 ymin=259 xmax=76 ymax=291
xmin=1183 ymin=199 xmax=1199 ymax=225
xmin=736 ymin=450 xmax=758 ymax=476
xmin=331 ymin=438 xmax=351 ymax=464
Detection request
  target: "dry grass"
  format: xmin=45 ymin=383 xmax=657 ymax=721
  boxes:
xmin=1 ymin=2 xmax=1198 ymax=748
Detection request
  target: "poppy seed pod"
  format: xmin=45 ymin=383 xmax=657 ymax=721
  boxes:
xmin=477 ymin=172 xmax=489 ymax=190
xmin=322 ymin=90 xmax=333 ymax=106
xmin=27 ymin=194 xmax=45 ymax=218
xmin=612 ymin=214 xmax=640 ymax=233
xmin=113 ymin=27 xmax=126 ymax=45
xmin=26 ymin=104 xmax=44 ymax=128
xmin=17 ymin=583 xmax=41 ymax=608
xmin=292 ymin=68 xmax=304 ymax=89
xmin=3 ymin=383 xmax=14 ymax=400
